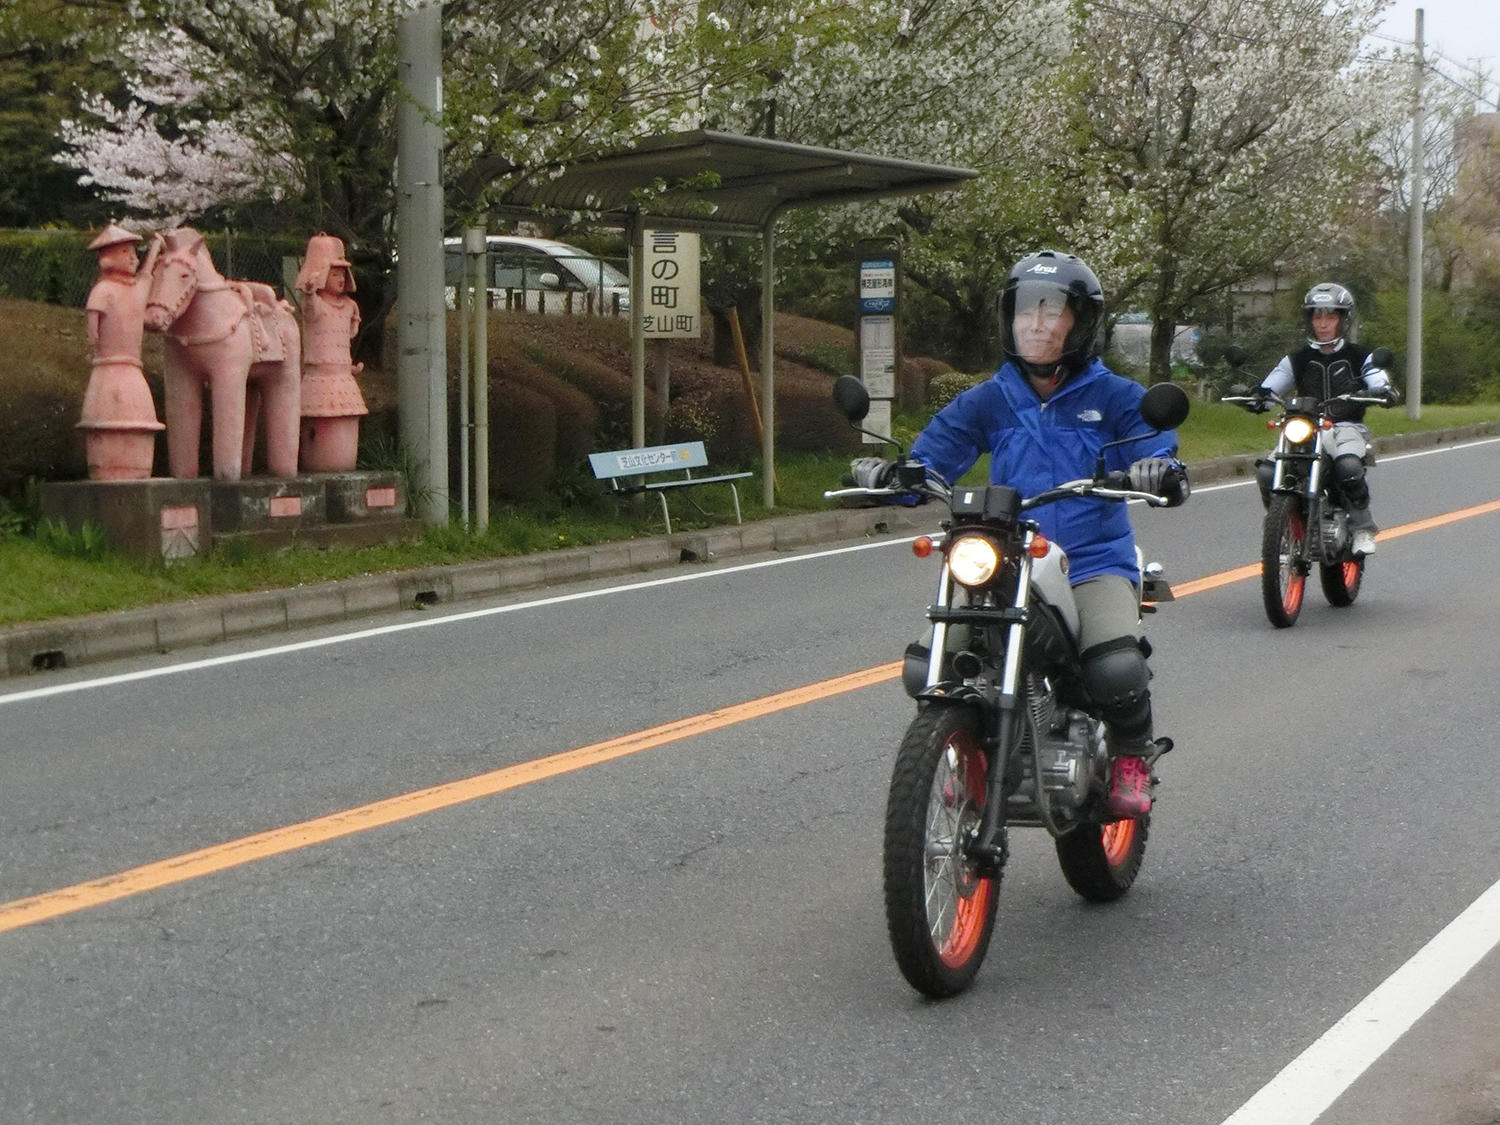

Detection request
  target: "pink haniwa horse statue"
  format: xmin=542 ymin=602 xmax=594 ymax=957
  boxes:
xmin=144 ymin=227 xmax=301 ymax=481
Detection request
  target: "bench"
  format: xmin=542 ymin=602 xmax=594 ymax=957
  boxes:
xmin=587 ymin=441 xmax=753 ymax=534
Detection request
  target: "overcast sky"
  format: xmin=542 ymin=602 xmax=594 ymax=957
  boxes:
xmin=1376 ymin=0 xmax=1500 ymax=107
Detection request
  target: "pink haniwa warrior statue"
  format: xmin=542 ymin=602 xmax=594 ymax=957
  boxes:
xmin=143 ymin=227 xmax=301 ymax=482
xmin=78 ymin=223 xmax=166 ymax=480
xmin=295 ymin=233 xmax=368 ymax=472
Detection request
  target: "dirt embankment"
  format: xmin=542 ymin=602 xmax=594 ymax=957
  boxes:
xmin=0 ymin=298 xmax=950 ymax=502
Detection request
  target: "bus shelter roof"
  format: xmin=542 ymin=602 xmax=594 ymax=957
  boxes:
xmin=491 ymin=129 xmax=977 ymax=238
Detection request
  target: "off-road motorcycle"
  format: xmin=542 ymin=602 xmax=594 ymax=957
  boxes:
xmin=1222 ymin=346 xmax=1395 ymax=629
xmin=825 ymin=375 xmax=1190 ymax=998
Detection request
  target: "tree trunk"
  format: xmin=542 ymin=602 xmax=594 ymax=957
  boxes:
xmin=1148 ymin=317 xmax=1176 ymax=383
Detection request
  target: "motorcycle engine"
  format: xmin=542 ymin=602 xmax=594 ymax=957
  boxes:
xmin=1035 ymin=704 xmax=1098 ymax=812
xmin=1322 ymin=509 xmax=1349 ymax=555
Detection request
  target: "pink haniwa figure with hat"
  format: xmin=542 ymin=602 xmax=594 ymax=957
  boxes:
xmin=295 ymin=233 xmax=368 ymax=472
xmin=78 ymin=223 xmax=166 ymax=479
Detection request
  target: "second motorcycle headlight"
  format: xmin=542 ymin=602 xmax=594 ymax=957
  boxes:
xmin=947 ymin=534 xmax=1002 ymax=587
xmin=1283 ymin=416 xmax=1316 ymax=444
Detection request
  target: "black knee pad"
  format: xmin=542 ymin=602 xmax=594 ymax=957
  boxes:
xmin=1333 ymin=453 xmax=1369 ymax=508
xmin=1080 ymin=636 xmax=1150 ymax=709
xmin=1081 ymin=636 xmax=1152 ymax=741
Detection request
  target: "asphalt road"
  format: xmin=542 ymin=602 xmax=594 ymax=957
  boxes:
xmin=4 ymin=436 xmax=1500 ymax=1123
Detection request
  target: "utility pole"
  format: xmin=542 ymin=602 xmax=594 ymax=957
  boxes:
xmin=1406 ymin=8 xmax=1425 ymax=419
xmin=395 ymin=2 xmax=449 ymax=522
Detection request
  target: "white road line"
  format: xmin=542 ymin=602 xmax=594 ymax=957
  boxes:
xmin=0 ymin=537 xmax=916 ymax=706
xmin=1221 ymin=877 xmax=1500 ymax=1124
xmin=7 ymin=434 xmax=1498 ymax=707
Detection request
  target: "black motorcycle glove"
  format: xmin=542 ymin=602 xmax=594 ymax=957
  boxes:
xmin=849 ymin=457 xmax=896 ymax=489
xmin=1378 ymin=386 xmax=1402 ymax=406
xmin=1128 ymin=457 xmax=1190 ymax=507
xmin=1246 ymin=387 xmax=1273 ymax=414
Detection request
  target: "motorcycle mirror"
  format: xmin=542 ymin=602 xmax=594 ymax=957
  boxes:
xmin=1092 ymin=381 xmax=1190 ymax=480
xmin=1139 ymin=381 xmax=1191 ymax=431
xmin=1369 ymin=346 xmax=1395 ymax=368
xmin=1224 ymin=345 xmax=1248 ymax=367
xmin=832 ymin=375 xmax=870 ymax=423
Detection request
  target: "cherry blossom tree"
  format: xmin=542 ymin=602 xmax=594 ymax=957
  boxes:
xmin=681 ymin=0 xmax=1073 ymax=371
xmin=48 ymin=0 xmax=1419 ymax=382
xmin=53 ymin=0 xmax=773 ymax=350
xmin=446 ymin=1 xmax=855 ymax=211
xmin=1056 ymin=0 xmax=1405 ymax=379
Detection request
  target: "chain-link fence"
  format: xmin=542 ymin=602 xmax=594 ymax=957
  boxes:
xmin=0 ymin=228 xmax=304 ymax=308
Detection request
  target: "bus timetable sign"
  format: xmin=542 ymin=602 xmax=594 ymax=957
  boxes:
xmin=859 ymin=258 xmax=896 ymax=314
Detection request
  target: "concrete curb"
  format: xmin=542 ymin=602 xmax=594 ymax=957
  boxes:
xmin=2 ymin=505 xmax=932 ymax=678
xmin=6 ymin=420 xmax=1497 ymax=680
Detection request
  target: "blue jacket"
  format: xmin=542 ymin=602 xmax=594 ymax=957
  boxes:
xmin=911 ymin=359 xmax=1179 ymax=584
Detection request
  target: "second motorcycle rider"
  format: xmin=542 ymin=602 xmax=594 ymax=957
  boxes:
xmin=1247 ymin=282 xmax=1398 ymax=557
xmin=850 ymin=249 xmax=1190 ymax=817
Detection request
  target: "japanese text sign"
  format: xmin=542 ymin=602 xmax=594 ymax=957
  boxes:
xmin=642 ymin=230 xmax=701 ymax=339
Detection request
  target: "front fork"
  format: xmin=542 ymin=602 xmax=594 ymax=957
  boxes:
xmin=1271 ymin=453 xmax=1322 ymax=568
xmin=921 ymin=538 xmax=1036 ymax=871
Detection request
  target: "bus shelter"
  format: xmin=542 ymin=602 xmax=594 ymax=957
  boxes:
xmin=487 ymin=129 xmax=976 ymax=509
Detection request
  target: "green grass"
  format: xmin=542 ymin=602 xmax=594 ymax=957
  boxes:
xmin=4 ymin=397 xmax=1497 ymax=628
xmin=1179 ymin=399 xmax=1500 ymax=460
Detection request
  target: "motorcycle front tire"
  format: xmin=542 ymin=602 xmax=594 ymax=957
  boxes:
xmin=1261 ymin=494 xmax=1308 ymax=628
xmin=883 ymin=704 xmax=1000 ymax=998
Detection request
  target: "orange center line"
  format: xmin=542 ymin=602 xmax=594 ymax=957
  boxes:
xmin=6 ymin=496 xmax=1500 ymax=934
xmin=1167 ymin=498 xmax=1500 ymax=598
xmin=0 ymin=662 xmax=900 ymax=933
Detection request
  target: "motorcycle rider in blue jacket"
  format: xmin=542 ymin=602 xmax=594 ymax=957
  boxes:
xmin=850 ymin=250 xmax=1188 ymax=817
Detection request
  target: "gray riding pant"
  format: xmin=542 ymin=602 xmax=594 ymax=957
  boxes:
xmin=1071 ymin=575 xmax=1142 ymax=651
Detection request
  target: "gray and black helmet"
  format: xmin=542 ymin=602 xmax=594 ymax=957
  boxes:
xmin=1303 ymin=282 xmax=1355 ymax=349
xmin=998 ymin=250 xmax=1105 ymax=377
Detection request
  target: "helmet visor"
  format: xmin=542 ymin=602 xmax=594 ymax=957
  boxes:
xmin=1307 ymin=308 xmax=1343 ymax=343
xmin=1009 ymin=280 xmax=1079 ymax=367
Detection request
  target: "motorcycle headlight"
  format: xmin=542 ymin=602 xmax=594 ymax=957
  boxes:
xmin=1283 ymin=416 xmax=1316 ymax=444
xmin=948 ymin=534 xmax=1002 ymax=588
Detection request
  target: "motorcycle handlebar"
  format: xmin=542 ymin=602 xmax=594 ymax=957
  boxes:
xmin=826 ymin=476 xmax=1171 ymax=509
xmin=1223 ymin=391 xmax=1393 ymax=411
xmin=1023 ymin=478 xmax=1172 ymax=509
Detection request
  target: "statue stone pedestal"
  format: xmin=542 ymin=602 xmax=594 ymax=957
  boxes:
xmin=40 ymin=472 xmax=421 ymax=563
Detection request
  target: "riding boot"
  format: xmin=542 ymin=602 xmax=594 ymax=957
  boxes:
xmin=1349 ymin=505 xmax=1378 ymax=555
xmin=1104 ymin=700 xmax=1154 ymax=757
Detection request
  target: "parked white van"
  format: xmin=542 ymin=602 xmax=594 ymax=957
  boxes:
xmin=443 ymin=235 xmax=630 ymax=316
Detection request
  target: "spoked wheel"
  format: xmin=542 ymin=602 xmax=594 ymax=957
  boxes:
xmin=1056 ymin=814 xmax=1149 ymax=902
xmin=883 ymin=705 xmax=999 ymax=998
xmin=1319 ymin=553 xmax=1364 ymax=607
xmin=1261 ymin=495 xmax=1308 ymax=628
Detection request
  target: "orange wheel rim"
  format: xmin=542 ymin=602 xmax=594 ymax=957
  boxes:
xmin=939 ymin=878 xmax=993 ymax=967
xmin=1284 ymin=573 xmax=1304 ymax=614
xmin=1282 ymin=511 xmax=1305 ymax=614
xmin=928 ymin=728 xmax=992 ymax=968
xmin=1100 ymin=817 xmax=1137 ymax=866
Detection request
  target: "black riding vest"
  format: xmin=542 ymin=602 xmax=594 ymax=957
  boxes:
xmin=1288 ymin=342 xmax=1373 ymax=422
